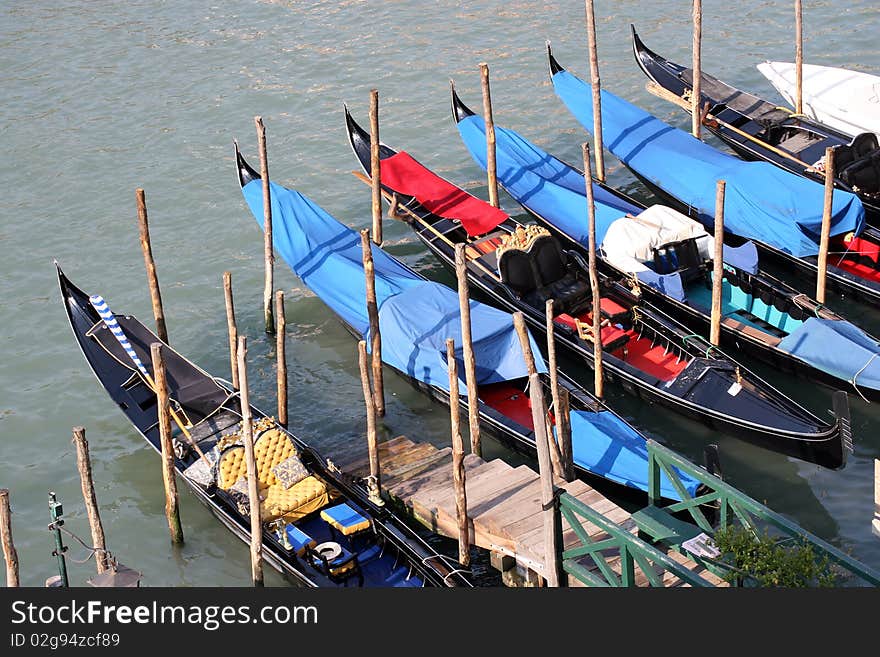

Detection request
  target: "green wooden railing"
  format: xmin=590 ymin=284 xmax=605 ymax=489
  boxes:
xmin=646 ymin=439 xmax=880 ymax=586
xmin=555 ymin=491 xmax=716 ymax=587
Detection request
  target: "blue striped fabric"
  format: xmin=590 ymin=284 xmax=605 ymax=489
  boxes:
xmin=89 ymin=294 xmax=150 ymax=377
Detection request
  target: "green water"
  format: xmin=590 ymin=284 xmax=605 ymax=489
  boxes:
xmin=2 ymin=0 xmax=879 ymax=586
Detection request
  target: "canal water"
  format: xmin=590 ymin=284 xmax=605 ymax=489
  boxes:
xmin=2 ymin=0 xmax=878 ymax=586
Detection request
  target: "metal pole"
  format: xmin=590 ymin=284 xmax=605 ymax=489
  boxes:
xmin=48 ymin=492 xmax=69 ymax=588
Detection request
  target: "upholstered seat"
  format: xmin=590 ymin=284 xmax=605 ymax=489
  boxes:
xmin=215 ymin=425 xmax=331 ymax=523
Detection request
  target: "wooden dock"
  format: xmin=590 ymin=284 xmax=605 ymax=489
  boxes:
xmin=332 ymin=435 xmax=726 ymax=587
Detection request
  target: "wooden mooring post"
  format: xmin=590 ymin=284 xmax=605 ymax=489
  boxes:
xmin=236 ymin=335 xmax=264 ymax=586
xmin=873 ymin=460 xmax=880 ymax=539
xmin=710 ymin=180 xmax=726 ymax=346
xmin=72 ymin=427 xmax=109 ymax=573
xmin=446 ymin=338 xmax=471 ymax=567
xmin=545 ymin=300 xmax=573 ymax=481
xmin=358 ymin=340 xmax=383 ymax=505
xmin=582 ymin=143 xmax=604 ymax=398
xmin=275 ymin=290 xmax=288 ymax=428
xmin=455 ymin=244 xmax=482 ymax=457
xmin=360 ymin=228 xmax=385 ymax=417
xmin=136 ymin=189 xmax=169 ymax=344
xmin=816 ymin=147 xmax=835 ymax=304
xmin=512 ymin=312 xmax=565 ymax=473
xmin=692 ymin=0 xmax=703 ymax=139
xmin=795 ymin=0 xmax=804 ymax=115
xmin=479 ymin=62 xmax=500 ymax=208
xmin=255 ymin=116 xmax=275 ymax=335
xmin=370 ymin=89 xmax=383 ymax=246
xmin=584 ymin=0 xmax=605 ymax=181
xmin=223 ymin=271 xmax=239 ymax=389
xmin=150 ymin=343 xmax=184 ymax=545
xmin=0 ymin=489 xmax=19 ymax=587
xmin=529 ymin=372 xmax=560 ymax=587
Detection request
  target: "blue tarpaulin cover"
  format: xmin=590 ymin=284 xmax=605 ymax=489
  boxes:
xmin=778 ymin=318 xmax=880 ymax=393
xmin=567 ymin=410 xmax=699 ymax=498
xmin=550 ymin=68 xmax=865 ymax=257
xmin=241 ymin=178 xmax=699 ymax=498
xmin=242 ymin=179 xmax=545 ymax=395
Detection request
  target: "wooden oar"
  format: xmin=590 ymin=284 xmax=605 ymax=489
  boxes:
xmin=646 ymin=81 xmax=813 ymax=170
xmin=351 ymin=170 xmax=503 ymax=282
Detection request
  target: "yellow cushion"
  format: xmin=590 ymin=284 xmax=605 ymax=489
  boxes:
xmin=254 ymin=428 xmax=296 ymax=488
xmin=320 ymin=504 xmax=371 ymax=536
xmin=260 ymin=476 xmax=330 ymax=523
xmin=217 ymin=447 xmax=247 ymax=489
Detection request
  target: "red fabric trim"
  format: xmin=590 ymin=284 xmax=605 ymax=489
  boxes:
xmin=380 ymin=151 xmax=509 ymax=237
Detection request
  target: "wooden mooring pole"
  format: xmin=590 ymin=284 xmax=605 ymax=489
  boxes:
xmin=558 ymin=388 xmax=574 ymax=482
xmin=479 ymin=62 xmax=500 ymax=208
xmin=0 ymin=489 xmax=19 ymax=587
xmin=710 ymin=180 xmax=726 ymax=346
xmin=692 ymin=0 xmax=703 ymax=139
xmin=370 ymin=89 xmax=383 ymax=246
xmin=236 ymin=335 xmax=264 ymax=586
xmin=584 ymin=0 xmax=605 ymax=181
xmin=72 ymin=427 xmax=109 ymax=573
xmin=544 ymin=300 xmax=570 ymax=481
xmin=275 ymin=290 xmax=288 ymax=428
xmin=455 ymin=244 xmax=482 ymax=457
xmin=529 ymin=372 xmax=560 ymax=587
xmin=446 ymin=338 xmax=471 ymax=567
xmin=582 ymin=143 xmax=604 ymax=398
xmin=513 ymin=312 xmax=565 ymax=474
xmin=873 ymin=459 xmax=880 ymax=538
xmin=136 ymin=188 xmax=169 ymax=344
xmin=816 ymin=147 xmax=835 ymax=304
xmin=358 ymin=340 xmax=383 ymax=505
xmin=360 ymin=228 xmax=385 ymax=417
xmin=255 ymin=116 xmax=275 ymax=335
xmin=795 ymin=0 xmax=804 ymax=115
xmin=150 ymin=343 xmax=184 ymax=545
xmin=223 ymin=271 xmax=239 ymax=389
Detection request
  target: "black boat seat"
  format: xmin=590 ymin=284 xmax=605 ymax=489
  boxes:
xmin=498 ymin=248 xmax=537 ymax=296
xmin=652 ymin=237 xmax=705 ymax=284
xmin=840 ymin=153 xmax=880 ymax=197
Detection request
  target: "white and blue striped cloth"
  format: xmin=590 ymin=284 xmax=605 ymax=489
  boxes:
xmin=89 ymin=294 xmax=150 ymax=378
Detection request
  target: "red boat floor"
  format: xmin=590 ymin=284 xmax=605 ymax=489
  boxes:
xmin=615 ymin=330 xmax=688 ymax=382
xmin=478 ymin=381 xmax=535 ymax=430
xmin=833 ymin=257 xmax=880 ymax=284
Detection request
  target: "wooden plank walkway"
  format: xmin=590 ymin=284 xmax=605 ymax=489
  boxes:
xmin=332 ymin=435 xmax=726 ymax=587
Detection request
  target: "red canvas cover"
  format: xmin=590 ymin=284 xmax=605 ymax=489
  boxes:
xmin=380 ymin=151 xmax=509 ymax=237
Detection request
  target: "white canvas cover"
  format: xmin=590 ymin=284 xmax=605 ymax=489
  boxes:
xmin=600 ymin=205 xmax=712 ymax=273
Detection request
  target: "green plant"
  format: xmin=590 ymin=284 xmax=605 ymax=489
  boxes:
xmin=712 ymin=525 xmax=839 ymax=587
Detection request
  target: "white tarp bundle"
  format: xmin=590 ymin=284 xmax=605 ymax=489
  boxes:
xmin=600 ymin=205 xmax=712 ymax=273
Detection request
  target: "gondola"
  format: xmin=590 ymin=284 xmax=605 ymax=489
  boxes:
xmin=58 ymin=265 xmax=471 ymax=588
xmin=234 ymin=142 xmax=703 ymax=501
xmin=631 ymin=26 xmax=880 ymax=223
xmin=344 ymin=106 xmax=851 ymax=469
xmin=446 ymin=67 xmax=880 ymax=405
xmin=548 ymin=42 xmax=880 ymax=311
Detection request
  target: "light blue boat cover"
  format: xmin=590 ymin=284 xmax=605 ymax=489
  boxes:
xmin=242 ymin=179 xmax=544 ymax=395
xmin=566 ymin=410 xmax=698 ymax=498
xmin=778 ymin=318 xmax=880 ymax=393
xmin=550 ymin=68 xmax=865 ymax=257
xmin=457 ymin=113 xmax=760 ymax=302
xmin=241 ymin=178 xmax=698 ymax=499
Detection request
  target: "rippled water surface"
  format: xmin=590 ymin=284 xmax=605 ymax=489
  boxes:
xmin=2 ymin=0 xmax=878 ymax=586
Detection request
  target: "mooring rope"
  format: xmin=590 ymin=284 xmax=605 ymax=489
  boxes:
xmin=850 ymin=352 xmax=878 ymax=403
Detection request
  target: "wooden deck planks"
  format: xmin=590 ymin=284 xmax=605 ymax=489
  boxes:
xmin=339 ymin=435 xmax=724 ymax=587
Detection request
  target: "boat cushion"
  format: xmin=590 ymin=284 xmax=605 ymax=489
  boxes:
xmin=272 ymin=454 xmax=310 ymax=489
xmin=262 ymin=477 xmax=330 ymax=523
xmin=321 ymin=503 xmax=371 ymax=536
xmin=284 ymin=524 xmax=318 ymax=557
